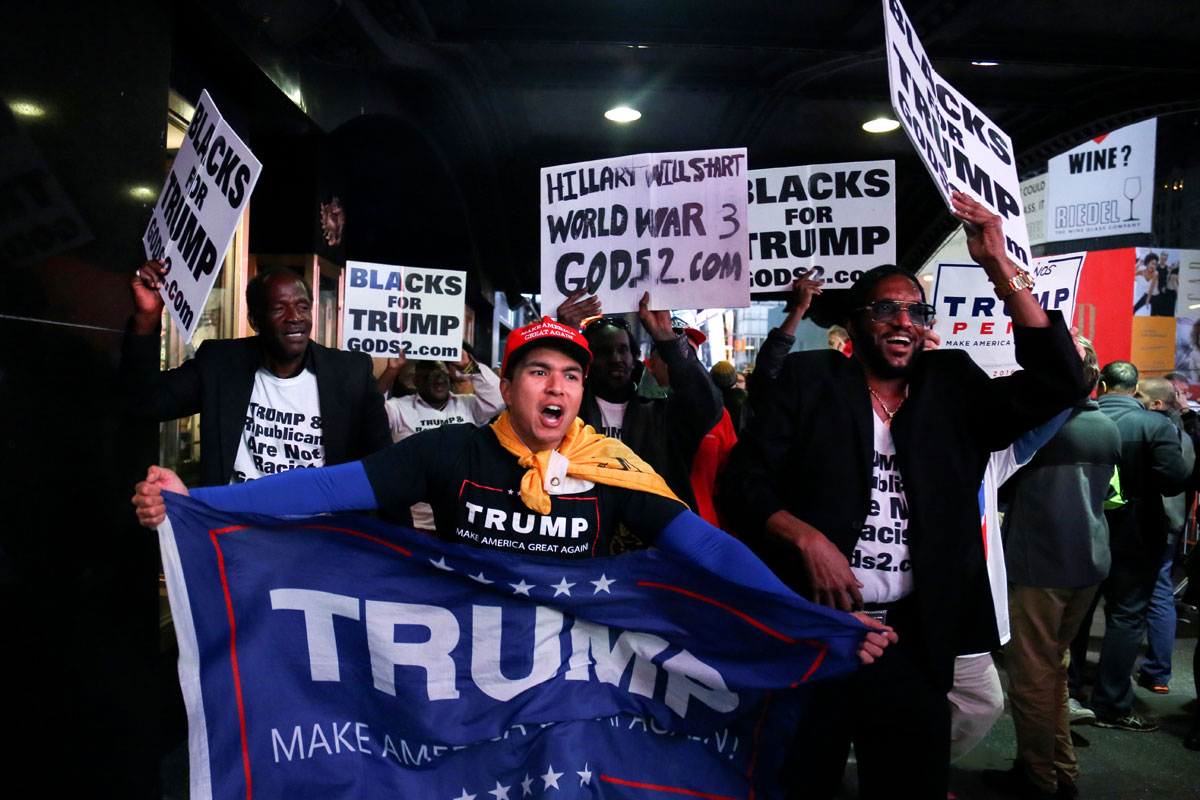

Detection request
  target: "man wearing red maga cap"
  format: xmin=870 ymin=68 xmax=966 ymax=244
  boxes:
xmin=133 ymin=316 xmax=894 ymax=659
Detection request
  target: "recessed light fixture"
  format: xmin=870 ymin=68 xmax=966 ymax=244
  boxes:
xmin=605 ymin=106 xmax=642 ymax=123
xmin=971 ymin=61 xmax=1000 ymax=67
xmin=130 ymin=186 xmax=157 ymax=199
xmin=9 ymin=101 xmax=45 ymax=117
xmin=1190 ymin=303 xmax=1200 ymax=311
xmin=862 ymin=117 xmax=900 ymax=134
xmin=921 ymin=274 xmax=934 ymax=282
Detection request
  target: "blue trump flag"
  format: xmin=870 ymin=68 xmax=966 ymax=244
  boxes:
xmin=159 ymin=492 xmax=868 ymax=800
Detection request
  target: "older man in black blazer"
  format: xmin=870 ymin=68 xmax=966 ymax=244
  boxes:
xmin=122 ymin=263 xmax=390 ymax=487
xmin=723 ymin=192 xmax=1085 ymax=799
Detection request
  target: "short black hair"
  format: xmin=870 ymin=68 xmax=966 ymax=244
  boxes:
xmin=1143 ymin=253 xmax=1160 ymax=266
xmin=1100 ymin=360 xmax=1138 ymax=393
xmin=845 ymin=265 xmax=925 ymax=318
xmin=246 ymin=267 xmax=312 ymax=324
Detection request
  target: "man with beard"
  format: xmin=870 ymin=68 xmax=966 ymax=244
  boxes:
xmin=122 ymin=262 xmax=390 ymax=486
xmin=722 ymin=192 xmax=1085 ymax=799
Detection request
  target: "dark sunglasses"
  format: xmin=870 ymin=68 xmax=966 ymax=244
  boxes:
xmin=581 ymin=315 xmax=632 ymax=331
xmin=853 ymin=300 xmax=936 ymax=327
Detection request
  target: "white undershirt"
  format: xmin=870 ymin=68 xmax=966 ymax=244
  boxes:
xmin=594 ymin=398 xmax=628 ymax=440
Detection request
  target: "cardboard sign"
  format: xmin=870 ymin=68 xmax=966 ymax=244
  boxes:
xmin=931 ymin=253 xmax=1084 ymax=376
xmin=540 ymin=148 xmax=750 ymax=315
xmin=142 ymin=90 xmax=262 ymax=341
xmin=883 ymin=0 xmax=1031 ymax=270
xmin=747 ymin=160 xmax=896 ymax=292
xmin=1045 ymin=118 xmax=1156 ymax=242
xmin=341 ymin=261 xmax=465 ymax=361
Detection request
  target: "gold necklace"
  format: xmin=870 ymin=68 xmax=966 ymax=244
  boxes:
xmin=868 ymin=385 xmax=907 ymax=426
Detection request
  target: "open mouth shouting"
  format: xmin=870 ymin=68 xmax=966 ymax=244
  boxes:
xmin=540 ymin=403 xmax=565 ymax=426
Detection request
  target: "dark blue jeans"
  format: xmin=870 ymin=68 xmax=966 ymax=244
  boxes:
xmin=1138 ymin=527 xmax=1181 ymax=684
xmin=1068 ymin=548 xmax=1159 ymax=716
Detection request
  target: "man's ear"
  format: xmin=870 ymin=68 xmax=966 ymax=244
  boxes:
xmin=499 ymin=377 xmax=512 ymax=407
xmin=247 ymin=314 xmax=260 ymax=334
xmin=1096 ymin=380 xmax=1108 ymax=396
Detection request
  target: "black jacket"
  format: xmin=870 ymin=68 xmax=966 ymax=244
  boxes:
xmin=722 ymin=313 xmax=1084 ymax=689
xmin=578 ymin=334 xmax=721 ymax=511
xmin=1096 ymin=392 xmax=1192 ymax=558
xmin=121 ymin=329 xmax=391 ymax=486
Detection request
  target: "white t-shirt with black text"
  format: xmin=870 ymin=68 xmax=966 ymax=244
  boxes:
xmin=594 ymin=398 xmax=629 ymax=440
xmin=232 ymin=368 xmax=324 ymax=483
xmin=851 ymin=413 xmax=913 ymax=603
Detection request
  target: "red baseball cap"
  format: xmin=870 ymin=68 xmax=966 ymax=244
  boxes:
xmin=502 ymin=317 xmax=593 ymax=377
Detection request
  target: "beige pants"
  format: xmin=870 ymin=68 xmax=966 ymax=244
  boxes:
xmin=1004 ymin=583 xmax=1100 ymax=793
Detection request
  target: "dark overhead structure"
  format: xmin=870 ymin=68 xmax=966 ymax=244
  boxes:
xmin=190 ymin=0 xmax=1200 ymax=299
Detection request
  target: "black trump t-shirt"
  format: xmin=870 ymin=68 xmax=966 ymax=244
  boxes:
xmin=361 ymin=424 xmax=685 ymax=559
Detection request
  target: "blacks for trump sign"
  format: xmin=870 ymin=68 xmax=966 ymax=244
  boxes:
xmin=883 ymin=0 xmax=1031 ymax=270
xmin=747 ymin=161 xmax=896 ymax=292
xmin=540 ymin=148 xmax=750 ymax=314
xmin=159 ymin=493 xmax=866 ymax=799
xmin=340 ymin=261 xmax=466 ymax=361
xmin=142 ymin=90 xmax=262 ymax=341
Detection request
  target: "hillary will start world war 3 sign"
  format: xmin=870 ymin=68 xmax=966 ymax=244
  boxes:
xmin=158 ymin=493 xmax=867 ymax=799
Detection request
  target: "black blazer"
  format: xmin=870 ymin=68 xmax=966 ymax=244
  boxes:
xmin=122 ymin=330 xmax=391 ymax=486
xmin=723 ymin=314 xmax=1084 ymax=689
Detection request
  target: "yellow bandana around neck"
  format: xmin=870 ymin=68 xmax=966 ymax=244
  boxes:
xmin=490 ymin=411 xmax=681 ymax=514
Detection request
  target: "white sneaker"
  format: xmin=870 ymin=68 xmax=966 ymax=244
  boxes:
xmin=1068 ymin=698 xmax=1096 ymax=725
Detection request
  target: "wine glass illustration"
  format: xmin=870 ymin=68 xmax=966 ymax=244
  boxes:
xmin=1123 ymin=177 xmax=1141 ymax=221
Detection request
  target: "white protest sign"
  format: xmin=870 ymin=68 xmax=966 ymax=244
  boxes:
xmin=747 ymin=160 xmax=896 ymax=292
xmin=931 ymin=252 xmax=1084 ymax=377
xmin=142 ymin=90 xmax=262 ymax=341
xmin=882 ymin=0 xmax=1031 ymax=270
xmin=341 ymin=261 xmax=465 ymax=361
xmin=1020 ymin=175 xmax=1047 ymax=247
xmin=1045 ymin=118 xmax=1156 ymax=242
xmin=540 ymin=148 xmax=750 ymax=315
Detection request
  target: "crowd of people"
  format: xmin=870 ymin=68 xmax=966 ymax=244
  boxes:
xmin=126 ymin=191 xmax=1199 ymax=798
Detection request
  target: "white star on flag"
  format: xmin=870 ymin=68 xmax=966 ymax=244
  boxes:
xmin=430 ymin=557 xmax=453 ymax=571
xmin=487 ymin=781 xmax=511 ymax=800
xmin=520 ymin=773 xmax=534 ymax=796
xmin=551 ymin=577 xmax=575 ymax=597
xmin=507 ymin=489 xmax=516 ymax=495
xmin=510 ymin=579 xmax=534 ymax=596
xmin=542 ymin=765 xmax=563 ymax=789
xmin=590 ymin=574 xmax=615 ymax=594
xmin=470 ymin=571 xmax=494 ymax=584
xmin=577 ymin=763 xmax=592 ymax=785
xmin=453 ymin=790 xmax=476 ymax=800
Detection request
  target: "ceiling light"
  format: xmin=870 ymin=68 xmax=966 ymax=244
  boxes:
xmin=1190 ymin=304 xmax=1200 ymax=311
xmin=605 ymin=106 xmax=641 ymax=123
xmin=130 ymin=186 xmax=157 ymax=199
xmin=9 ymin=101 xmax=45 ymax=117
xmin=921 ymin=274 xmax=934 ymax=282
xmin=862 ymin=117 xmax=900 ymax=133
xmin=971 ymin=61 xmax=1000 ymax=67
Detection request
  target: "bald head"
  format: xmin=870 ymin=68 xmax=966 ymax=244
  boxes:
xmin=1136 ymin=376 xmax=1178 ymax=410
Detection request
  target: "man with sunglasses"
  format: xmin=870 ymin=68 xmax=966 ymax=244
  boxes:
xmin=559 ymin=291 xmax=722 ymax=514
xmin=724 ymin=192 xmax=1085 ymax=799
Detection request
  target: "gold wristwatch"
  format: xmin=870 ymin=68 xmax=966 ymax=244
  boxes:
xmin=994 ymin=268 xmax=1035 ymax=299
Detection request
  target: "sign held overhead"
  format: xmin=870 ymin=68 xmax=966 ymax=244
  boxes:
xmin=540 ymin=148 xmax=750 ymax=314
xmin=142 ymin=90 xmax=262 ymax=341
xmin=882 ymin=0 xmax=1031 ymax=270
